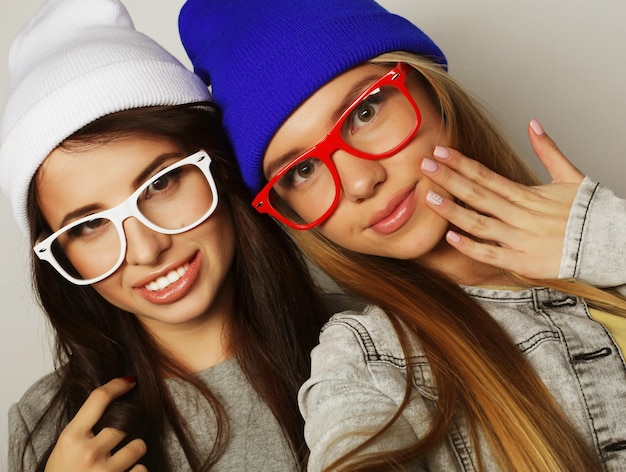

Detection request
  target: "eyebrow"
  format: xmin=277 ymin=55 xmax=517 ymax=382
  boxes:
xmin=58 ymin=152 xmax=184 ymax=228
xmin=131 ymin=152 xmax=183 ymax=189
xmin=58 ymin=203 xmax=105 ymax=229
xmin=264 ymin=72 xmax=383 ymax=180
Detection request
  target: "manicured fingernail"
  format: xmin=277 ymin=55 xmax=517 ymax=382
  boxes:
xmin=529 ymin=118 xmax=545 ymax=136
xmin=123 ymin=375 xmax=137 ymax=384
xmin=426 ymin=190 xmax=444 ymax=206
xmin=433 ymin=146 xmax=451 ymax=159
xmin=421 ymin=158 xmax=439 ymax=173
xmin=446 ymin=230 xmax=462 ymax=244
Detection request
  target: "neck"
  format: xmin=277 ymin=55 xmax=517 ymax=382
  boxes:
xmin=157 ymin=311 xmax=233 ymax=373
xmin=143 ymin=279 xmax=235 ymax=373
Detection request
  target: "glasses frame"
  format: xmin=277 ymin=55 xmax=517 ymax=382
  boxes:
xmin=252 ymin=62 xmax=422 ymax=230
xmin=34 ymin=150 xmax=218 ymax=286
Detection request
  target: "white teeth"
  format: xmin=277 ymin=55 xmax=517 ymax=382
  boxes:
xmin=156 ymin=276 xmax=171 ymax=289
xmin=144 ymin=263 xmax=189 ymax=291
xmin=146 ymin=281 xmax=159 ymax=291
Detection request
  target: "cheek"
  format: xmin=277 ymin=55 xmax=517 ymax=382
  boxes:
xmin=199 ymin=210 xmax=237 ymax=266
xmin=316 ymin=216 xmax=360 ymax=251
xmin=92 ymin=275 xmax=127 ymax=309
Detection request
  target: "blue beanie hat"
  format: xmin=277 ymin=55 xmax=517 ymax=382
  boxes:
xmin=179 ymin=0 xmax=446 ymax=194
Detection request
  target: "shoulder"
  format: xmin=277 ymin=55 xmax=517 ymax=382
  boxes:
xmin=324 ymin=305 xmax=397 ymax=336
xmin=313 ymin=306 xmax=435 ymax=395
xmin=318 ymin=305 xmax=428 ymax=371
xmin=9 ymin=371 xmax=63 ymax=470
xmin=12 ymin=371 xmax=62 ymax=428
xmin=321 ymin=305 xmax=414 ymax=358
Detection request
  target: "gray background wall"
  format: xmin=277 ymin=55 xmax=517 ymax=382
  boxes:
xmin=1 ymin=0 xmax=624 ymax=468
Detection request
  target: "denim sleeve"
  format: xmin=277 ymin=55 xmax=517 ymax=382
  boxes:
xmin=298 ymin=317 xmax=425 ymax=472
xmin=559 ymin=177 xmax=626 ymax=293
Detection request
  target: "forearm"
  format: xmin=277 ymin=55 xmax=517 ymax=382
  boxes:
xmin=559 ymin=178 xmax=626 ymax=292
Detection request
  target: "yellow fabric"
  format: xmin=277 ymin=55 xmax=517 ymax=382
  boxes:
xmin=588 ymin=308 xmax=626 ymax=357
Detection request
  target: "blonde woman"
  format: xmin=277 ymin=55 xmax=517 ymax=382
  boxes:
xmin=179 ymin=0 xmax=626 ymax=470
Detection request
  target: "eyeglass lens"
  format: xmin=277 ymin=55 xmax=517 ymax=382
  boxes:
xmin=268 ymin=81 xmax=418 ymax=227
xmin=48 ymin=161 xmax=214 ymax=282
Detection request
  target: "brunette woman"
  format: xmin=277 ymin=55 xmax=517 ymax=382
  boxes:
xmin=1 ymin=0 xmax=328 ymax=470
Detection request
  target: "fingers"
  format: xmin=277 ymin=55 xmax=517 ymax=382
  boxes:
xmin=108 ymin=438 xmax=148 ymax=471
xmin=425 ymin=145 xmax=528 ymax=203
xmin=64 ymin=376 xmax=137 ymax=435
xmin=527 ymin=118 xmax=584 ymax=184
xmin=128 ymin=466 xmax=149 ymax=472
xmin=445 ymin=230 xmax=512 ymax=269
xmin=95 ymin=427 xmax=130 ymax=457
xmin=444 ymin=229 xmax=560 ymax=277
xmin=420 ymin=122 xmax=584 ymax=280
xmin=421 ymin=151 xmax=529 ymax=227
xmin=45 ymin=376 xmax=142 ymax=472
xmin=425 ymin=190 xmax=525 ymax=248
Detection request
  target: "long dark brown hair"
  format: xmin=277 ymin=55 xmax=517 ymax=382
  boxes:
xmin=20 ymin=103 xmax=328 ymax=471
xmin=286 ymin=53 xmax=626 ymax=471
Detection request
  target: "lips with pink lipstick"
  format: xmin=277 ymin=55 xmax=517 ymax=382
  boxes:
xmin=134 ymin=252 xmax=201 ymax=304
xmin=368 ymin=187 xmax=417 ymax=235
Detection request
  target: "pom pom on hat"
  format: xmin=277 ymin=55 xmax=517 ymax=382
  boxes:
xmin=0 ymin=0 xmax=211 ymax=238
xmin=179 ymin=0 xmax=446 ymax=195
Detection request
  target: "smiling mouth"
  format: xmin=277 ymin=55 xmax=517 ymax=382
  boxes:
xmin=144 ymin=263 xmax=190 ymax=292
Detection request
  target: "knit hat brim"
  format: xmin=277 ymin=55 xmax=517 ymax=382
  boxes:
xmin=179 ymin=0 xmax=446 ymax=194
xmin=0 ymin=0 xmax=211 ymax=237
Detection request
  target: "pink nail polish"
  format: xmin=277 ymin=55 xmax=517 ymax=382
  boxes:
xmin=421 ymin=158 xmax=439 ymax=173
xmin=446 ymin=230 xmax=462 ymax=244
xmin=427 ymin=190 xmax=444 ymax=206
xmin=529 ymin=118 xmax=545 ymax=136
xmin=433 ymin=146 xmax=451 ymax=159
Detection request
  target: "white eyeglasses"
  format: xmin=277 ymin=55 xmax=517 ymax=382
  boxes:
xmin=34 ymin=150 xmax=218 ymax=285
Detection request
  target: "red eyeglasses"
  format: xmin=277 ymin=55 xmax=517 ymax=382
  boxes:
xmin=252 ymin=62 xmax=422 ymax=230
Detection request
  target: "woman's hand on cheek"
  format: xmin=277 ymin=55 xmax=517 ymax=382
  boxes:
xmin=45 ymin=377 xmax=147 ymax=472
xmin=421 ymin=119 xmax=584 ymax=279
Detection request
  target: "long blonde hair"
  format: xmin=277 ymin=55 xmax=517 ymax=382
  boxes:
xmin=288 ymin=52 xmax=625 ymax=471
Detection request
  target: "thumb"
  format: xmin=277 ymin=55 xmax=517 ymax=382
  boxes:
xmin=527 ymin=118 xmax=584 ymax=184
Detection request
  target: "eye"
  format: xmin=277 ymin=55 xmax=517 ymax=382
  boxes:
xmin=353 ymin=101 xmax=377 ymax=123
xmin=346 ymin=88 xmax=383 ymax=134
xmin=143 ymin=167 xmax=183 ymax=199
xmin=65 ymin=217 xmax=110 ymax=239
xmin=150 ymin=176 xmax=170 ymax=192
xmin=278 ymin=158 xmax=324 ymax=189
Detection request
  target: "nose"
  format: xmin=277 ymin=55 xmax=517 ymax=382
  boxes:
xmin=123 ymin=217 xmax=171 ymax=266
xmin=333 ymin=150 xmax=386 ymax=202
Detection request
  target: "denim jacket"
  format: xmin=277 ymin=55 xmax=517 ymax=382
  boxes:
xmin=299 ymin=178 xmax=626 ymax=471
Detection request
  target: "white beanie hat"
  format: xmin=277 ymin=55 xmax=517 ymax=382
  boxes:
xmin=0 ymin=0 xmax=212 ymax=237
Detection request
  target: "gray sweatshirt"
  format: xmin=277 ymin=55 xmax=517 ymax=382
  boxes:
xmin=9 ymin=357 xmax=298 ymax=471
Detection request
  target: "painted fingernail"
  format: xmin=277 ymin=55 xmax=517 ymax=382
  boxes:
xmin=426 ymin=190 xmax=444 ymax=206
xmin=123 ymin=375 xmax=137 ymax=384
xmin=433 ymin=146 xmax=451 ymax=159
xmin=421 ymin=158 xmax=439 ymax=173
xmin=529 ymin=118 xmax=545 ymax=136
xmin=446 ymin=230 xmax=462 ymax=244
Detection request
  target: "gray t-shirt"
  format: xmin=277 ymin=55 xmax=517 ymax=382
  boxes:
xmin=8 ymin=357 xmax=298 ymax=471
